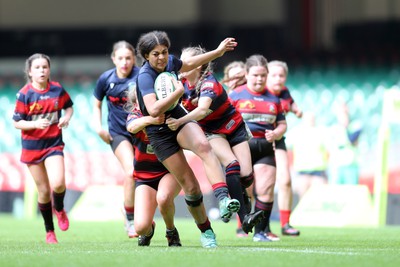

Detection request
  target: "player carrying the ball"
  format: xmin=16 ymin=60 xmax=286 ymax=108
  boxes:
xmin=135 ymin=30 xmax=238 ymax=248
xmin=125 ymin=87 xmax=182 ymax=247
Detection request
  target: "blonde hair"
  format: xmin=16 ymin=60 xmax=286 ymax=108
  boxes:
xmin=124 ymin=84 xmax=137 ymax=112
xmin=181 ymin=46 xmax=212 ymax=94
xmin=222 ymin=61 xmax=246 ymax=90
xmin=267 ymin=60 xmax=288 ymax=75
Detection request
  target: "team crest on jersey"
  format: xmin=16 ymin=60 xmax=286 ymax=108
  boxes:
xmin=128 ymin=82 xmax=136 ymax=90
xmin=238 ymin=100 xmax=255 ymax=110
xmin=110 ymin=83 xmax=115 ymax=89
xmin=54 ymin=101 xmax=59 ymax=110
xmin=29 ymin=102 xmax=43 ymax=113
xmin=269 ymin=104 xmax=276 ymax=113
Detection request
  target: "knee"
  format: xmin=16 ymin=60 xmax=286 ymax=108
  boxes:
xmin=52 ymin=184 xmax=66 ymax=193
xmin=195 ymin=139 xmax=213 ymax=156
xmin=134 ymin=220 xmax=151 ymax=236
xmin=125 ymin=168 xmax=134 ymax=180
xmin=37 ymin=185 xmax=52 ymax=200
xmin=157 ymin=192 xmax=174 ymax=208
xmin=279 ymin=178 xmax=292 ymax=189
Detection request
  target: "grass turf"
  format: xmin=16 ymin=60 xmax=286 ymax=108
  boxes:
xmin=0 ymin=215 xmax=399 ymax=267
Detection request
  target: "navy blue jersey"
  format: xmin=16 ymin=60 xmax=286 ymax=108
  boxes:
xmin=181 ymin=73 xmax=244 ymax=135
xmin=229 ymin=85 xmax=285 ymax=138
xmin=13 ymin=81 xmax=73 ymax=163
xmin=136 ymin=55 xmax=185 ymax=137
xmin=93 ymin=67 xmax=140 ymax=138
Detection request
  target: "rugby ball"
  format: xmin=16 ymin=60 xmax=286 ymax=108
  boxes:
xmin=154 ymin=72 xmax=179 ymax=111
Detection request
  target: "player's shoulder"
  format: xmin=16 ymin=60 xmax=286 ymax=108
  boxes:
xmin=98 ymin=68 xmax=116 ymax=82
xmin=129 ymin=66 xmax=141 ymax=77
xmin=49 ymin=80 xmax=62 ymax=88
xmin=201 ymin=74 xmax=218 ymax=89
xmin=231 ymin=84 xmax=248 ymax=94
xmin=19 ymin=84 xmax=31 ymax=94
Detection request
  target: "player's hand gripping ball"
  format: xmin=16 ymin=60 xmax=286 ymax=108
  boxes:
xmin=154 ymin=72 xmax=179 ymax=111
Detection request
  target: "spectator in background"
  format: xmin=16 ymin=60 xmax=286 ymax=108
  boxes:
xmin=286 ymin=111 xmax=329 ymax=199
xmin=328 ymin=101 xmax=362 ymax=185
xmin=230 ymin=54 xmax=287 ymax=242
xmin=93 ymin=41 xmax=139 ymax=238
xmin=222 ymin=61 xmax=246 ymax=93
xmin=13 ymin=53 xmax=73 ymax=244
xmin=125 ymin=88 xmax=182 ymax=247
xmin=266 ymin=60 xmax=302 ymax=239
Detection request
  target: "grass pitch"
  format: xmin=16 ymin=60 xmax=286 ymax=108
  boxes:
xmin=0 ymin=215 xmax=399 ymax=267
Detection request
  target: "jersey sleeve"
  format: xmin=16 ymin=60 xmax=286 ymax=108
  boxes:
xmin=93 ymin=73 xmax=108 ymax=101
xmin=12 ymin=90 xmax=27 ymax=121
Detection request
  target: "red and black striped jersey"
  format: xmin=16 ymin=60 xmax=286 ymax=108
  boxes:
xmin=126 ymin=109 xmax=168 ymax=180
xmin=181 ymin=73 xmax=244 ymax=135
xmin=229 ymin=85 xmax=285 ymax=138
xmin=267 ymin=86 xmax=294 ymax=114
xmin=12 ymin=81 xmax=73 ymax=163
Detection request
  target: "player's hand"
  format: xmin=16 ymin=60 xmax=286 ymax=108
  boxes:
xmin=216 ymin=38 xmax=237 ymax=57
xmin=171 ymin=78 xmax=184 ymax=97
xmin=58 ymin=117 xmax=70 ymax=129
xmin=264 ymin=129 xmax=277 ymax=143
xmin=35 ymin=118 xmax=50 ymax=129
xmin=151 ymin=114 xmax=165 ymax=125
xmin=166 ymin=117 xmax=180 ymax=131
xmin=295 ymin=110 xmax=303 ymax=118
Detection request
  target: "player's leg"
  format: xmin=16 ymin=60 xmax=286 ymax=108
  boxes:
xmin=162 ymin=151 xmax=217 ymax=248
xmin=158 ymin=173 xmax=182 ymax=246
xmin=252 ymin=163 xmax=277 ymax=242
xmin=177 ymin=123 xmax=240 ymax=222
xmin=45 ymin=154 xmax=69 ymax=232
xmin=113 ymin=137 xmax=136 ymax=237
xmin=275 ymin=148 xmax=300 ymax=236
xmin=28 ymin=162 xmax=57 ymax=243
xmin=134 ymin=182 xmax=157 ymax=246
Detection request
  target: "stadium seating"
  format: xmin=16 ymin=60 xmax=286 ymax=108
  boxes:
xmin=0 ymin=64 xmax=399 ymax=193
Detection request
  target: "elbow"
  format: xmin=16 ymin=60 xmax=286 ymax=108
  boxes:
xmin=148 ymin=108 xmax=162 ymax=117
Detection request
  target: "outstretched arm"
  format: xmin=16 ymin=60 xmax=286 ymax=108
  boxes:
xmin=180 ymin=38 xmax=237 ymax=73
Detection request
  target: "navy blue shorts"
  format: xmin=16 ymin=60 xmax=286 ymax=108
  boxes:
xmin=205 ymin=122 xmax=250 ymax=147
xmin=147 ymin=107 xmax=194 ymax=162
xmin=135 ymin=177 xmax=162 ymax=191
xmin=110 ymin=134 xmax=133 ymax=152
xmin=248 ymin=137 xmax=276 ymax=167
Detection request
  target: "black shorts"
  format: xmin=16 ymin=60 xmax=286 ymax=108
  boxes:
xmin=110 ymin=135 xmax=133 ymax=153
xmin=274 ymin=136 xmax=287 ymax=151
xmin=248 ymin=137 xmax=276 ymax=167
xmin=147 ymin=107 xmax=194 ymax=162
xmin=135 ymin=177 xmax=162 ymax=191
xmin=205 ymin=122 xmax=250 ymax=147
